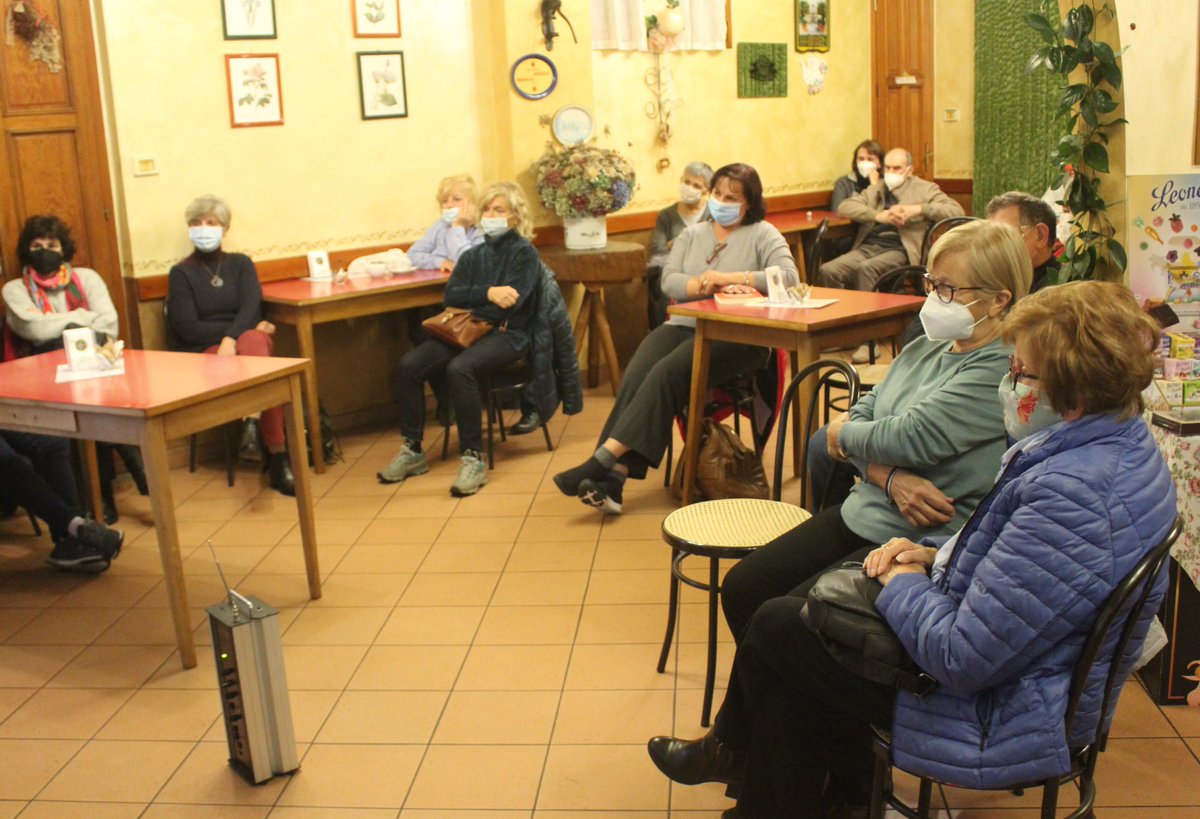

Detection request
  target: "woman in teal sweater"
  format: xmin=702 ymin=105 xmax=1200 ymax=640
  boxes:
xmin=721 ymin=220 xmax=1033 ymax=643
xmin=378 ymin=181 xmax=540 ymax=497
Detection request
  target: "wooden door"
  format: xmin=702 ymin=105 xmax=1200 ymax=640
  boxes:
xmin=871 ymin=0 xmax=935 ymax=179
xmin=0 ymin=2 xmax=124 ymax=336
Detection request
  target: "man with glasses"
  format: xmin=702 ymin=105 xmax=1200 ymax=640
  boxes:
xmin=985 ymin=191 xmax=1060 ymax=292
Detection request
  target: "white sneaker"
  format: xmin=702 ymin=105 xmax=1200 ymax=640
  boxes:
xmin=850 ymin=344 xmax=872 ymax=364
xmin=450 ymin=450 xmax=488 ymax=496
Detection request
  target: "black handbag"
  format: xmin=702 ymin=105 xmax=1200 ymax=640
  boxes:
xmin=800 ymin=562 xmax=938 ymax=696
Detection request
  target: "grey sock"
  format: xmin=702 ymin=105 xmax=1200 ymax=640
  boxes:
xmin=594 ymin=447 xmax=617 ymax=469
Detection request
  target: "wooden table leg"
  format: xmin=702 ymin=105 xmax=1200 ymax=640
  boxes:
xmin=790 ymin=338 xmax=819 ymax=509
xmin=587 ymin=290 xmax=601 ymax=389
xmin=284 ymin=372 xmax=322 ymax=600
xmin=79 ymin=440 xmax=103 ymax=520
xmin=294 ymin=314 xmax=325 ymax=474
xmin=681 ymin=326 xmax=712 ymax=506
xmin=592 ymin=287 xmax=622 ymax=395
xmin=138 ymin=417 xmax=196 ymax=669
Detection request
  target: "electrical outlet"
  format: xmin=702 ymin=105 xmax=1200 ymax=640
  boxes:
xmin=133 ymin=157 xmax=159 ymax=177
xmin=943 ymin=108 xmax=960 ymax=123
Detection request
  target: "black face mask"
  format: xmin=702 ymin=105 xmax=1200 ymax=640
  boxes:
xmin=28 ymin=248 xmax=64 ymax=276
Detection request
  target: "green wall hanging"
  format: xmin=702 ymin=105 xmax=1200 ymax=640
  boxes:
xmin=737 ymin=43 xmax=787 ymax=98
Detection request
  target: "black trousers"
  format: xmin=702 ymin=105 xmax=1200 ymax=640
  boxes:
xmin=0 ymin=432 xmax=80 ymax=540
xmin=599 ymin=323 xmax=768 ymax=479
xmin=397 ymin=334 xmax=523 ymax=455
xmin=721 ymin=505 xmax=876 ymax=644
xmin=712 ymin=580 xmax=896 ymax=816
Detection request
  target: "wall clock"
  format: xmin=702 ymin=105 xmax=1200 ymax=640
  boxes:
xmin=510 ymin=53 xmax=557 ymax=100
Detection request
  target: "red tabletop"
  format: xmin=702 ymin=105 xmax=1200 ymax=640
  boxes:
xmin=667 ymin=287 xmax=923 ymax=330
xmin=0 ymin=349 xmax=309 ymax=415
xmin=260 ymin=269 xmax=449 ymax=306
xmin=764 ymin=209 xmax=850 ymax=233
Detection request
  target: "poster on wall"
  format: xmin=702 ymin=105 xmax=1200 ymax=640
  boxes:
xmin=1128 ymin=173 xmax=1200 ymax=333
xmin=795 ymin=0 xmax=829 ymax=52
xmin=225 ymin=54 xmax=284 ymax=127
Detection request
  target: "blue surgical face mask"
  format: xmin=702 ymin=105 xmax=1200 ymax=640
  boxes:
xmin=707 ymin=197 xmax=743 ymax=226
xmin=480 ymin=216 xmax=511 ymax=237
xmin=189 ymin=225 xmax=223 ymax=253
xmin=998 ymin=374 xmax=1063 ymax=441
xmin=441 ymin=207 xmax=460 ymax=224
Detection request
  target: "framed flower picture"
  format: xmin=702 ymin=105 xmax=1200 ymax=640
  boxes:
xmin=353 ymin=0 xmax=401 ymax=38
xmin=357 ymin=52 xmax=407 ymax=120
xmin=222 ymin=0 xmax=277 ymax=40
xmin=225 ymin=54 xmax=284 ymax=127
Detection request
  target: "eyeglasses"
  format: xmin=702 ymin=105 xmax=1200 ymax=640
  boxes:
xmin=1008 ymin=354 xmax=1040 ymax=391
xmin=706 ymin=242 xmax=728 ymax=265
xmin=922 ymin=273 xmax=986 ymax=305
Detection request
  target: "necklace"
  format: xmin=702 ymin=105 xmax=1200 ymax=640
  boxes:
xmin=202 ymin=256 xmax=224 ymax=288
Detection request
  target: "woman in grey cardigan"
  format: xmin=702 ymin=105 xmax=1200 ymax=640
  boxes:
xmin=553 ymin=163 xmax=798 ymax=515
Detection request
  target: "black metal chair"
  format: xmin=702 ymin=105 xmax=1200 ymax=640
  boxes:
xmin=657 ymin=359 xmax=861 ymax=727
xmin=803 ymin=218 xmax=830 ymax=283
xmin=868 ymin=514 xmax=1184 ymax=819
xmin=919 ymin=216 xmax=978 ymax=266
xmin=440 ymin=355 xmax=554 ymax=469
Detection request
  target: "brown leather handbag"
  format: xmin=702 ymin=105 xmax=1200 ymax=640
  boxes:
xmin=694 ymin=419 xmax=770 ymax=500
xmin=421 ymin=308 xmax=494 ymax=349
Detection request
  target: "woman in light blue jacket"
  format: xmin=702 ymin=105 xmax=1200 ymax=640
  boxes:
xmin=647 ymin=281 xmax=1176 ymax=817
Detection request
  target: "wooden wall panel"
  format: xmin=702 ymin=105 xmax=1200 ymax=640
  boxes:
xmin=0 ymin=0 xmax=72 ymax=112
xmin=8 ymin=131 xmax=90 ymax=265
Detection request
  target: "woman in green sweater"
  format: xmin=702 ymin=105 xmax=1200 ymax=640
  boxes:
xmin=378 ymin=181 xmax=540 ymax=497
xmin=721 ymin=220 xmax=1033 ymax=643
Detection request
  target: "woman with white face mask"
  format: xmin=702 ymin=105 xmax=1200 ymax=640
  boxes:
xmin=406 ymin=174 xmax=484 ymax=274
xmin=379 ymin=182 xmax=544 ymax=498
xmin=165 ymin=194 xmax=295 ymax=497
xmin=720 ymin=220 xmax=1030 ymax=653
xmin=646 ymin=161 xmax=714 ymax=329
xmin=650 ymin=280 xmax=1174 ymax=818
xmin=553 ymin=163 xmax=799 ymax=515
xmin=830 ymin=138 xmax=884 ymax=211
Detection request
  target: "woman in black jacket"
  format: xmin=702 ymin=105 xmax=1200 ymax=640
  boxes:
xmin=378 ymin=181 xmax=540 ymax=496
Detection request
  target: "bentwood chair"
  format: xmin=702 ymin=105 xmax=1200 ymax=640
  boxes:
xmin=868 ymin=515 xmax=1183 ymax=819
xmin=657 ymin=359 xmax=861 ymax=726
xmin=919 ymin=216 xmax=978 ymax=266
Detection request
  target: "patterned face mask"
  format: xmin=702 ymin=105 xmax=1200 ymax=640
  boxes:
xmin=998 ymin=373 xmax=1063 ymax=440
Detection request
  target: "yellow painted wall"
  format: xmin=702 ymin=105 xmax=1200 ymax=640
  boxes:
xmin=1115 ymin=0 xmax=1199 ymax=175
xmin=592 ymin=2 xmax=873 ymax=212
xmin=933 ymin=0 xmax=974 ymax=178
xmin=96 ymin=0 xmax=483 ymax=278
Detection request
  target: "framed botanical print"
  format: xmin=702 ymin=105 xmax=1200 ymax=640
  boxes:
xmin=357 ymin=52 xmax=407 ymax=120
xmin=795 ymin=0 xmax=830 ymax=53
xmin=353 ymin=0 xmax=401 ymax=38
xmin=222 ymin=0 xmax=277 ymax=40
xmin=225 ymin=54 xmax=283 ymax=127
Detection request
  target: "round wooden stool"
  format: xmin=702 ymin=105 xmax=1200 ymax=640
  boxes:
xmin=659 ymin=498 xmax=812 ymax=726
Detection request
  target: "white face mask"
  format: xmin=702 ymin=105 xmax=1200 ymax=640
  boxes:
xmin=189 ymin=225 xmax=223 ymax=253
xmin=856 ymin=160 xmax=877 ymax=179
xmin=998 ymin=375 xmax=1063 ymax=440
xmin=679 ymin=183 xmax=703 ymax=205
xmin=441 ymin=207 xmax=460 ymax=224
xmin=884 ymin=172 xmax=906 ymax=190
xmin=480 ymin=216 xmax=510 ymax=237
xmin=918 ymin=293 xmax=984 ymax=342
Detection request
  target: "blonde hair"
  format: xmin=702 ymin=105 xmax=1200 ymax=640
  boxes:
xmin=436 ymin=174 xmax=478 ymax=207
xmin=479 ymin=181 xmax=535 ymax=240
xmin=1002 ymin=281 xmax=1159 ymax=420
xmin=185 ymin=194 xmax=231 ymax=228
xmin=927 ymin=220 xmax=1032 ymax=314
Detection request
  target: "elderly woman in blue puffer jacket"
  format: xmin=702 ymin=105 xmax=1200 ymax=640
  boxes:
xmin=647 ymin=280 xmax=1176 ymax=817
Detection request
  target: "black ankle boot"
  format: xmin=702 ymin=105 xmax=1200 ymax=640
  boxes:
xmin=268 ymin=452 xmax=295 ymax=496
xmin=116 ymin=445 xmax=149 ymax=495
xmin=101 ymin=493 xmax=118 ymax=525
xmin=647 ymin=730 xmax=744 ymax=787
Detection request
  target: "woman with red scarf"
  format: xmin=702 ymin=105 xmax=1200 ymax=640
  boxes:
xmin=2 ymin=215 xmax=147 ymax=524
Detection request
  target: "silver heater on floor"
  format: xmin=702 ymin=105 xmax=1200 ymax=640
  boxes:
xmin=207 ymin=577 xmax=299 ymax=784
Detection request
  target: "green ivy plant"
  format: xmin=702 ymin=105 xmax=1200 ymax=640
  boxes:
xmin=1025 ymin=0 xmax=1127 ymax=280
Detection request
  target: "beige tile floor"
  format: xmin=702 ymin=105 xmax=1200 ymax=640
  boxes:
xmin=0 ymin=383 xmax=1198 ymax=818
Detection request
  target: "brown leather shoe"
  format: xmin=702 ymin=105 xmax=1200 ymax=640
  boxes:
xmin=647 ymin=730 xmax=744 ymax=787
